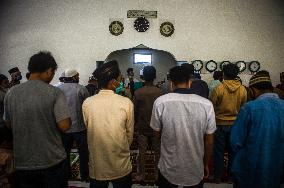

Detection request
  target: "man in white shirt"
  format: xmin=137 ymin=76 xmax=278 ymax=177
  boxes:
xmin=82 ymin=60 xmax=134 ymax=188
xmin=150 ymin=66 xmax=216 ymax=188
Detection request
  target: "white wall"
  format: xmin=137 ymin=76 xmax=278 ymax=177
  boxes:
xmin=0 ymin=0 xmax=284 ymax=85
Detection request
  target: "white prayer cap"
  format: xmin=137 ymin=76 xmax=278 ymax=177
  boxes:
xmin=64 ymin=69 xmax=78 ymax=78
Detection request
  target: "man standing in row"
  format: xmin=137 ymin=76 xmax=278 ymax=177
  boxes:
xmin=210 ymin=64 xmax=247 ymax=182
xmin=231 ymin=73 xmax=284 ymax=188
xmin=58 ymin=68 xmax=90 ymax=181
xmin=8 ymin=67 xmax=22 ymax=87
xmin=4 ymin=51 xmax=71 ymax=188
xmin=134 ymin=66 xmax=163 ymax=183
xmin=151 ymin=66 xmax=216 ymax=188
xmin=83 ymin=60 xmax=134 ymax=188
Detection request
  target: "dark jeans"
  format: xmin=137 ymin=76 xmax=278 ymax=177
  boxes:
xmin=158 ymin=171 xmax=203 ymax=188
xmin=62 ymin=130 xmax=89 ymax=180
xmin=15 ymin=160 xmax=68 ymax=188
xmin=213 ymin=125 xmax=232 ymax=180
xmin=90 ymin=173 xmax=132 ymax=188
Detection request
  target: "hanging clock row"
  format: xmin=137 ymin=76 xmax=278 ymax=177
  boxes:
xmin=109 ymin=18 xmax=174 ymax=37
xmin=191 ymin=60 xmax=261 ymax=73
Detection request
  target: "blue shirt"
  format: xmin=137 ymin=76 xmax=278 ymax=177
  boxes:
xmin=231 ymin=93 xmax=284 ymax=188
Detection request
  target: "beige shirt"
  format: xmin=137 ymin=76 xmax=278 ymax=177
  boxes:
xmin=82 ymin=90 xmax=134 ymax=180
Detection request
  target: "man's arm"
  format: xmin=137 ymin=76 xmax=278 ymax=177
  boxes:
xmin=57 ymin=118 xmax=71 ymax=132
xmin=231 ymin=106 xmax=250 ymax=156
xmin=150 ymin=100 xmax=162 ymax=132
xmin=204 ymin=133 xmax=214 ymax=178
xmin=126 ymin=101 xmax=134 ymax=146
xmin=54 ymin=90 xmax=71 ymax=132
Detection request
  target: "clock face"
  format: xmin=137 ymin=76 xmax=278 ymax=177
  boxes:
xmin=192 ymin=60 xmax=203 ymax=71
xmin=249 ymin=61 xmax=260 ymax=73
xmin=160 ymin=22 xmax=174 ymax=37
xmin=109 ymin=21 xmax=124 ymax=36
xmin=220 ymin=61 xmax=231 ymax=70
xmin=206 ymin=60 xmax=217 ymax=72
xmin=235 ymin=61 xmax=246 ymax=73
xmin=134 ymin=17 xmax=150 ymax=32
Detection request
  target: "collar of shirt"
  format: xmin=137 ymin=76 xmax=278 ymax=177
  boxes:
xmin=99 ymin=89 xmax=115 ymax=94
xmin=173 ymin=88 xmax=192 ymax=94
xmin=257 ymin=93 xmax=279 ymax=100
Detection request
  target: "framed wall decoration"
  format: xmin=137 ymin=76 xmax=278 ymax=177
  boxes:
xmin=134 ymin=17 xmax=150 ymax=32
xmin=160 ymin=22 xmax=174 ymax=37
xmin=220 ymin=61 xmax=231 ymax=70
xmin=249 ymin=61 xmax=260 ymax=73
xmin=109 ymin=21 xmax=124 ymax=36
xmin=205 ymin=60 xmax=217 ymax=72
xmin=192 ymin=60 xmax=203 ymax=71
xmin=235 ymin=61 xmax=246 ymax=73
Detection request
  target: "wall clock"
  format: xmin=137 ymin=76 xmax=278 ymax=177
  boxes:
xmin=235 ymin=61 xmax=246 ymax=73
xmin=160 ymin=22 xmax=174 ymax=37
xmin=109 ymin=21 xmax=124 ymax=36
xmin=192 ymin=60 xmax=203 ymax=71
xmin=220 ymin=61 xmax=231 ymax=70
xmin=134 ymin=17 xmax=150 ymax=32
xmin=249 ymin=61 xmax=260 ymax=73
xmin=205 ymin=60 xmax=217 ymax=72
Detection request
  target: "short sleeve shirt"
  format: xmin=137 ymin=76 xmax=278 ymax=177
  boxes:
xmin=4 ymin=80 xmax=70 ymax=170
xmin=150 ymin=90 xmax=216 ymax=186
xmin=58 ymin=82 xmax=90 ymax=133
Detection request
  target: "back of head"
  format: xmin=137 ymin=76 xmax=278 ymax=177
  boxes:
xmin=169 ymin=66 xmax=191 ymax=85
xmin=249 ymin=73 xmax=273 ymax=91
xmin=0 ymin=74 xmax=8 ymax=85
xmin=127 ymin=68 xmax=133 ymax=75
xmin=213 ymin=71 xmax=223 ymax=81
xmin=143 ymin=66 xmax=156 ymax=82
xmin=181 ymin=63 xmax=194 ymax=77
xmin=223 ymin=64 xmax=239 ymax=79
xmin=8 ymin=67 xmax=20 ymax=75
xmin=28 ymin=51 xmax=57 ymax=74
xmin=256 ymin=70 xmax=270 ymax=78
xmin=93 ymin=60 xmax=120 ymax=88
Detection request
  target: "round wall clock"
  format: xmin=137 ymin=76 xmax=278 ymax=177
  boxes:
xmin=160 ymin=22 xmax=174 ymax=37
xmin=220 ymin=61 xmax=231 ymax=70
xmin=134 ymin=17 xmax=150 ymax=32
xmin=109 ymin=21 xmax=124 ymax=36
xmin=205 ymin=60 xmax=217 ymax=72
xmin=192 ymin=60 xmax=203 ymax=71
xmin=249 ymin=61 xmax=260 ymax=73
xmin=235 ymin=61 xmax=246 ymax=73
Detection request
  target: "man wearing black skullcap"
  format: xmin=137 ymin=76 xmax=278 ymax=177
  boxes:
xmin=231 ymin=72 xmax=284 ymax=188
xmin=82 ymin=60 xmax=134 ymax=188
xmin=210 ymin=63 xmax=247 ymax=183
xmin=8 ymin=67 xmax=22 ymax=87
xmin=133 ymin=66 xmax=163 ymax=183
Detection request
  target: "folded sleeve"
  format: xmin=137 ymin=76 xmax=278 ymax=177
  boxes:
xmin=54 ymin=90 xmax=71 ymax=123
xmin=150 ymin=100 xmax=162 ymax=131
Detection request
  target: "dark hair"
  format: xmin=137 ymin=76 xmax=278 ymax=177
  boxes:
xmin=251 ymin=82 xmax=273 ymax=91
xmin=169 ymin=66 xmax=191 ymax=85
xmin=256 ymin=70 xmax=270 ymax=77
xmin=143 ymin=66 xmax=156 ymax=82
xmin=93 ymin=60 xmax=120 ymax=88
xmin=127 ymin=68 xmax=133 ymax=74
xmin=181 ymin=63 xmax=194 ymax=77
xmin=0 ymin=74 xmax=8 ymax=84
xmin=28 ymin=51 xmax=57 ymax=73
xmin=213 ymin=71 xmax=223 ymax=80
xmin=223 ymin=64 xmax=239 ymax=79
xmin=26 ymin=72 xmax=31 ymax=79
